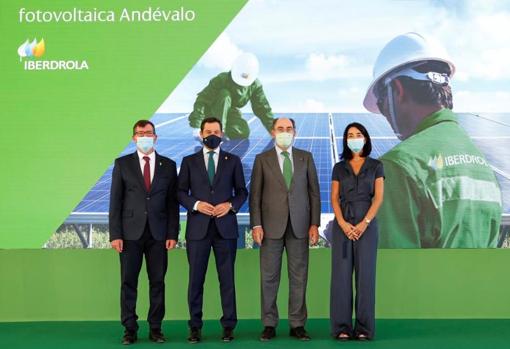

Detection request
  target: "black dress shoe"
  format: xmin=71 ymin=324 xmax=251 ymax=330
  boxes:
xmin=222 ymin=327 xmax=234 ymax=342
xmin=149 ymin=329 xmax=166 ymax=343
xmin=188 ymin=328 xmax=201 ymax=344
xmin=260 ymin=326 xmax=276 ymax=341
xmin=122 ymin=331 xmax=137 ymax=345
xmin=290 ymin=327 xmax=311 ymax=341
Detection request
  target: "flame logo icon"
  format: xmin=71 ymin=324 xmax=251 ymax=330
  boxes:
xmin=428 ymin=154 xmax=444 ymax=170
xmin=17 ymin=38 xmax=45 ymax=61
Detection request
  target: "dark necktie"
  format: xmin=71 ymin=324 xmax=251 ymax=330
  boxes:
xmin=208 ymin=151 xmax=215 ymax=185
xmin=143 ymin=156 xmax=151 ymax=191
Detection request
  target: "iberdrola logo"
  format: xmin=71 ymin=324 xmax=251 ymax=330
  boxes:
xmin=16 ymin=37 xmax=88 ymax=71
xmin=428 ymin=154 xmax=444 ymax=170
xmin=17 ymin=38 xmax=45 ymax=61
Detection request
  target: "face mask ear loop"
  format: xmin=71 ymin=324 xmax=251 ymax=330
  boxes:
xmin=386 ymin=80 xmax=402 ymax=140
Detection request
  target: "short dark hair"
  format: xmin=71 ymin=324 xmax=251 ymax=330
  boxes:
xmin=376 ymin=61 xmax=453 ymax=110
xmin=200 ymin=117 xmax=222 ymax=131
xmin=341 ymin=122 xmax=372 ymax=160
xmin=132 ymin=120 xmax=156 ymax=135
xmin=272 ymin=117 xmax=296 ymax=130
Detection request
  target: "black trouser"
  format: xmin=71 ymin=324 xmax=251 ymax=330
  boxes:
xmin=120 ymin=224 xmax=167 ymax=332
xmin=186 ymin=219 xmax=238 ymax=329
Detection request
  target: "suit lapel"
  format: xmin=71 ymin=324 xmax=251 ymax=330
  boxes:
xmin=194 ymin=149 xmax=209 ymax=185
xmin=212 ymin=149 xmax=226 ymax=188
xmin=290 ymin=149 xmax=305 ymax=190
xmin=150 ymin=152 xmax=163 ymax=193
xmin=267 ymin=148 xmax=288 ymax=190
xmin=130 ymin=152 xmax=148 ymax=193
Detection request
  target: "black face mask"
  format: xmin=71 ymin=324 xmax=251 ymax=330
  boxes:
xmin=202 ymin=134 xmax=222 ymax=149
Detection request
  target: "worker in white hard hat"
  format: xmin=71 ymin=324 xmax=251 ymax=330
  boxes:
xmin=364 ymin=32 xmax=502 ymax=248
xmin=189 ymin=53 xmax=274 ymax=139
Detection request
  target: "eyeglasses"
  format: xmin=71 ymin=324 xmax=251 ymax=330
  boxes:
xmin=135 ymin=131 xmax=155 ymax=137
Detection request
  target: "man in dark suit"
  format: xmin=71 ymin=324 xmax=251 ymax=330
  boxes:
xmin=178 ymin=117 xmax=248 ymax=343
xmin=250 ymin=117 xmax=321 ymax=341
xmin=109 ymin=119 xmax=180 ymax=345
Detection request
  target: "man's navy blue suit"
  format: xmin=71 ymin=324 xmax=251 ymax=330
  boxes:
xmin=178 ymin=148 xmax=247 ymax=330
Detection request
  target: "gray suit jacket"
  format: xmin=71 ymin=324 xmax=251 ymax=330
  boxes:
xmin=249 ymin=147 xmax=321 ymax=239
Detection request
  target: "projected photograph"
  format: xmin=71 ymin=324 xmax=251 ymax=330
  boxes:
xmin=47 ymin=0 xmax=510 ymax=249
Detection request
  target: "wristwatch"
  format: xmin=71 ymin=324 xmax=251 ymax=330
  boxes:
xmin=364 ymin=218 xmax=371 ymax=225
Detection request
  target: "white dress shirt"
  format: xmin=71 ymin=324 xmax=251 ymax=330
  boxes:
xmin=203 ymin=146 xmax=220 ymax=172
xmin=137 ymin=150 xmax=155 ymax=183
xmin=275 ymin=145 xmax=294 ymax=173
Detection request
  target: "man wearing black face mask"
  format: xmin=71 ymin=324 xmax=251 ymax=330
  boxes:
xmin=178 ymin=117 xmax=248 ymax=343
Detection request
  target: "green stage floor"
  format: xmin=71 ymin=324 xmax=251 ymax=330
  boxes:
xmin=1 ymin=319 xmax=509 ymax=348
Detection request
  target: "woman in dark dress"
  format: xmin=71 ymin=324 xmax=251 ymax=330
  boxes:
xmin=330 ymin=122 xmax=384 ymax=341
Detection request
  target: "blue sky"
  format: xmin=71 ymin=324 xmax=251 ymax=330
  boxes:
xmin=158 ymin=0 xmax=510 ymax=113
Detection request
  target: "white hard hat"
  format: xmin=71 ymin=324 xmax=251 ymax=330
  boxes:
xmin=363 ymin=32 xmax=455 ymax=113
xmin=231 ymin=53 xmax=259 ymax=87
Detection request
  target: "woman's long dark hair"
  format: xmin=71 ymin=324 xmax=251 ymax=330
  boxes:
xmin=341 ymin=122 xmax=372 ymax=160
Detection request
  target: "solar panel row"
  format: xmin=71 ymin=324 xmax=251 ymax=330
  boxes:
xmin=71 ymin=113 xmax=510 ymax=215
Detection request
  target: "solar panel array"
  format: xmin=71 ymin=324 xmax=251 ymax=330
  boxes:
xmin=71 ymin=113 xmax=510 ymax=216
